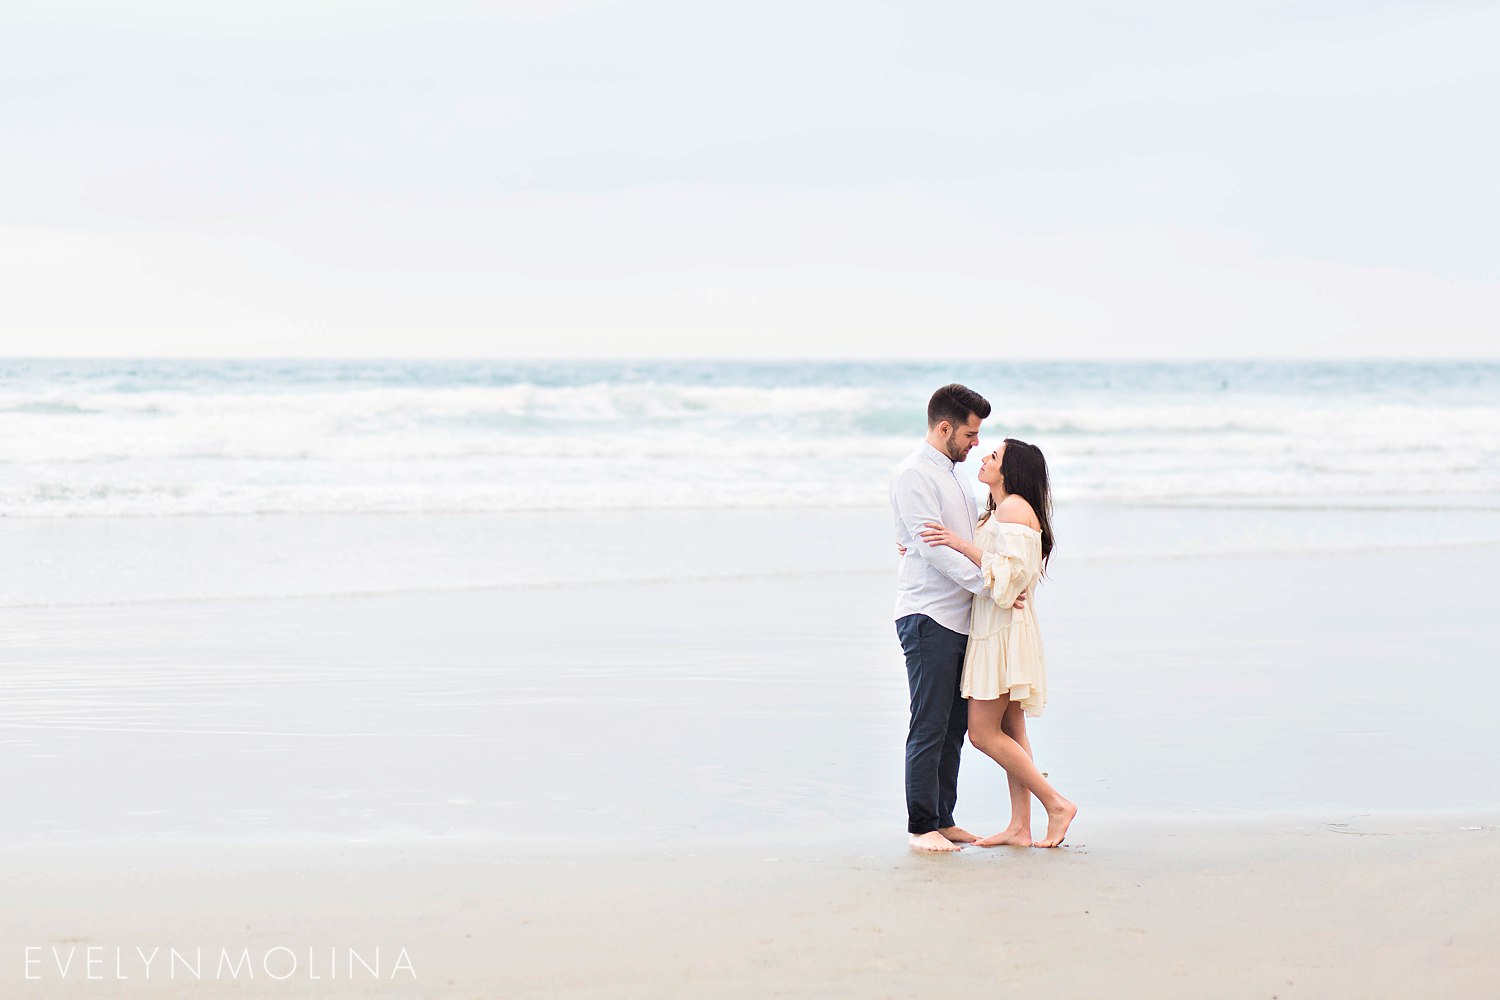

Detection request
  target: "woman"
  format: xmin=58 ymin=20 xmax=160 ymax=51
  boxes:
xmin=921 ymin=438 xmax=1077 ymax=848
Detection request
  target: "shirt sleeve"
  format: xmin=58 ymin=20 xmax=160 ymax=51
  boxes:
xmin=979 ymin=532 xmax=1030 ymax=609
xmin=892 ymin=467 xmax=988 ymax=596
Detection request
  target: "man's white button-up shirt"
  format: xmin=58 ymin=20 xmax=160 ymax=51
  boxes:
xmin=890 ymin=441 xmax=988 ymax=634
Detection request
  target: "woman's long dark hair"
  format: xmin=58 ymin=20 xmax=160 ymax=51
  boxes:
xmin=979 ymin=438 xmax=1055 ymax=571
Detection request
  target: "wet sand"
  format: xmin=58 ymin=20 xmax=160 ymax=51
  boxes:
xmin=5 ymin=511 xmax=1500 ymax=996
xmin=4 ymin=538 xmax=1499 ymax=844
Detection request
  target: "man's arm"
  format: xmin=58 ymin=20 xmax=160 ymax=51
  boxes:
xmin=892 ymin=467 xmax=987 ymax=596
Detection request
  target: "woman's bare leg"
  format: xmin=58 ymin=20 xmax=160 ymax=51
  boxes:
xmin=976 ymin=700 xmax=1034 ymax=846
xmin=968 ymin=696 xmax=1076 ymax=848
xmin=969 ymin=697 xmax=1032 ymax=846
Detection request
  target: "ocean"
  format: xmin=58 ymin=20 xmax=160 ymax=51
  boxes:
xmin=4 ymin=358 xmax=1498 ymax=520
xmin=7 ymin=357 xmax=1500 ymax=608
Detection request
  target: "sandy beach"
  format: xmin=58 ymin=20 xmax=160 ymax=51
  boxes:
xmin=4 ymin=813 xmax=1497 ymax=998
xmin=5 ymin=502 xmax=1500 ymax=996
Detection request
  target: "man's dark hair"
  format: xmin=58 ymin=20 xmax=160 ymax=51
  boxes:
xmin=926 ymin=383 xmax=991 ymax=429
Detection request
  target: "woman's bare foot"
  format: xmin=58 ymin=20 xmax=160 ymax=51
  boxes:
xmin=1035 ymin=799 xmax=1077 ymax=848
xmin=938 ymin=825 xmax=978 ymax=844
xmin=976 ymin=824 xmax=1033 ymax=847
xmin=910 ymin=831 xmax=964 ymax=852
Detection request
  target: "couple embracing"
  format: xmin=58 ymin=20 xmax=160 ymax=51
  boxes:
xmin=890 ymin=383 xmax=1077 ymax=852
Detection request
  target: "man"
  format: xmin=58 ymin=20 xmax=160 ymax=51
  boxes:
xmin=889 ymin=383 xmax=1019 ymax=852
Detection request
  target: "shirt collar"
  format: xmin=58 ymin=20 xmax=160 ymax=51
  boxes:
xmin=920 ymin=441 xmax=955 ymax=471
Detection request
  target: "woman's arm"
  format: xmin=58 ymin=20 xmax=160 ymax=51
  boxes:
xmin=922 ymin=522 xmax=1030 ymax=610
xmin=919 ymin=523 xmax=982 ymax=566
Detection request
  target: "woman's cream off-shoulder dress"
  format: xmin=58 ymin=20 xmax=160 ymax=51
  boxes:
xmin=960 ymin=519 xmax=1047 ymax=716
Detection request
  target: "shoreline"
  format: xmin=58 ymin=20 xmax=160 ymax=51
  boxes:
xmin=8 ymin=501 xmax=1500 ymax=610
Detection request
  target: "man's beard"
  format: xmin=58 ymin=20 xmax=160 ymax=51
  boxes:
xmin=943 ymin=432 xmax=967 ymax=463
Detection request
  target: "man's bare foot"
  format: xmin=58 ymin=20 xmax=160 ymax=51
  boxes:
xmin=910 ymin=831 xmax=963 ymax=852
xmin=1035 ymin=799 xmax=1077 ymax=848
xmin=938 ymin=826 xmax=978 ymax=844
xmin=976 ymin=824 xmax=1033 ymax=847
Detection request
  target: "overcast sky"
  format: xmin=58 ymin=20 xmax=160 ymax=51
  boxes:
xmin=2 ymin=0 xmax=1496 ymax=358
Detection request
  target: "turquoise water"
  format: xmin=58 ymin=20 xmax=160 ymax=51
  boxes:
xmin=3 ymin=358 xmax=1498 ymax=517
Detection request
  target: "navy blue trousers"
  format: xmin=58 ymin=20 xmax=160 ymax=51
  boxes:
xmin=895 ymin=613 xmax=969 ymax=835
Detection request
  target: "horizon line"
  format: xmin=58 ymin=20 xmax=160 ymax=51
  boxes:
xmin=4 ymin=354 xmax=1498 ymax=364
